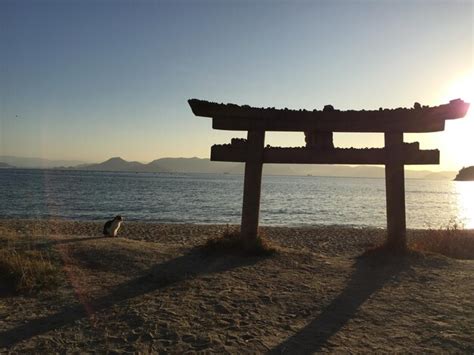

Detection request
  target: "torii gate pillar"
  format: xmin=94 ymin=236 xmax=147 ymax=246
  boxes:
xmin=240 ymin=130 xmax=265 ymax=239
xmin=385 ymin=132 xmax=407 ymax=250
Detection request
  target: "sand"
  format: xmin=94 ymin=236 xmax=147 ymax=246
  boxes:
xmin=0 ymin=219 xmax=473 ymax=353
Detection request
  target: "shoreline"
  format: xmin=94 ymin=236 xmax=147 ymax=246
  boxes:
xmin=0 ymin=218 xmax=387 ymax=256
xmin=2 ymin=217 xmax=472 ymax=232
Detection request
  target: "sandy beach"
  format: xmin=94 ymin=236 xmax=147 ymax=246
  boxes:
xmin=0 ymin=219 xmax=473 ymax=353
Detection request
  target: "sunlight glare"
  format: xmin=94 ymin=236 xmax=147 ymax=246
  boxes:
xmin=440 ymin=72 xmax=474 ymax=229
xmin=440 ymin=72 xmax=474 ymax=168
xmin=454 ymin=181 xmax=474 ymax=229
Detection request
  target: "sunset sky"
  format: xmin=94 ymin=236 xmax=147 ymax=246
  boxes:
xmin=1 ymin=0 xmax=472 ymax=170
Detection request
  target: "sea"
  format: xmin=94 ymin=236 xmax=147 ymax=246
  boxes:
xmin=1 ymin=169 xmax=473 ymax=229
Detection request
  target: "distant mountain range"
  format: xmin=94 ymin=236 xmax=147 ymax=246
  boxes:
xmin=0 ymin=155 xmax=457 ymax=180
xmin=0 ymin=156 xmax=85 ymax=169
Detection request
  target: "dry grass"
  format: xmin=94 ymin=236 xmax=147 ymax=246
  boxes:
xmin=0 ymin=232 xmax=63 ymax=295
xmin=410 ymin=224 xmax=474 ymax=260
xmin=0 ymin=249 xmax=63 ymax=294
xmin=202 ymin=227 xmax=278 ymax=256
xmin=358 ymin=237 xmax=434 ymax=266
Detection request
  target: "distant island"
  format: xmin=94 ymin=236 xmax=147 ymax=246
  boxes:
xmin=454 ymin=166 xmax=474 ymax=181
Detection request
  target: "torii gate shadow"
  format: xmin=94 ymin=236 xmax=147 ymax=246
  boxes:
xmin=270 ymin=251 xmax=427 ymax=354
xmin=0 ymin=247 xmax=261 ymax=348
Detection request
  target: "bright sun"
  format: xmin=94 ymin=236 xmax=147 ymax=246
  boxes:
xmin=440 ymin=72 xmax=474 ymax=169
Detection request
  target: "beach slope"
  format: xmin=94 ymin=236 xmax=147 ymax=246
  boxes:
xmin=0 ymin=220 xmax=473 ymax=353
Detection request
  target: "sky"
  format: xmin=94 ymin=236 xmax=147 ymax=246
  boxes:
xmin=0 ymin=0 xmax=473 ymax=170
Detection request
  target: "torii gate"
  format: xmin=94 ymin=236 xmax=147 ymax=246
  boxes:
xmin=189 ymin=98 xmax=469 ymax=250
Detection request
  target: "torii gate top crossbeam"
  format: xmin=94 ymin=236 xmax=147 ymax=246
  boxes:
xmin=189 ymin=99 xmax=469 ymax=133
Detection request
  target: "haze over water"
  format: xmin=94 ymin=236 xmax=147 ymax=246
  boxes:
xmin=1 ymin=169 xmax=473 ymax=229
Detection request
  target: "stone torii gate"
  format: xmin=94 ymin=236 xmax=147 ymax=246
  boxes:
xmin=189 ymin=99 xmax=469 ymax=250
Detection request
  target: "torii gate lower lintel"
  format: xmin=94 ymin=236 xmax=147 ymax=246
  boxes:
xmin=189 ymin=99 xmax=470 ymax=250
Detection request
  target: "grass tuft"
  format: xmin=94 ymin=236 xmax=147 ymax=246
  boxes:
xmin=0 ymin=246 xmax=63 ymax=295
xmin=410 ymin=223 xmax=474 ymax=260
xmin=362 ymin=222 xmax=474 ymax=260
xmin=360 ymin=242 xmax=421 ymax=261
xmin=202 ymin=227 xmax=277 ymax=257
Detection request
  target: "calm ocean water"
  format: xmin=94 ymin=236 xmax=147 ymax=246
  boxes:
xmin=0 ymin=169 xmax=473 ymax=229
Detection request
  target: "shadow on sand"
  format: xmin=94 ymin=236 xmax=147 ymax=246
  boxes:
xmin=48 ymin=236 xmax=109 ymax=245
xmin=270 ymin=252 xmax=426 ymax=354
xmin=0 ymin=246 xmax=261 ymax=348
